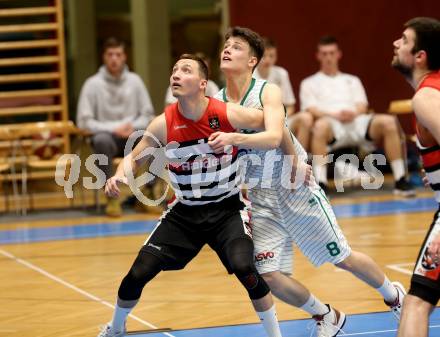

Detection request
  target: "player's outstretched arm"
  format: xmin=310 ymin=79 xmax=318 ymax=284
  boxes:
xmin=105 ymin=114 xmax=166 ymax=198
xmin=208 ymin=84 xmax=284 ymax=151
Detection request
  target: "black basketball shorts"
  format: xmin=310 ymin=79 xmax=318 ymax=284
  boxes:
xmin=410 ymin=205 xmax=440 ymax=304
xmin=141 ymin=193 xmax=253 ymax=272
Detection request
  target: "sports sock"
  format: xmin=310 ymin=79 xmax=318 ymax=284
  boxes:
xmin=257 ymin=304 xmax=282 ymax=337
xmin=300 ymin=293 xmax=329 ymax=316
xmin=111 ymin=299 xmax=138 ymax=332
xmin=391 ymin=159 xmax=405 ymax=181
xmin=376 ymin=277 xmax=398 ymax=303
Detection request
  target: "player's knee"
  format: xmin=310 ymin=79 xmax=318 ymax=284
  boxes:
xmin=229 ymin=254 xmax=255 ymax=277
xmin=225 ymin=239 xmax=269 ymax=299
xmin=335 ymin=255 xmax=353 ymax=271
xmin=228 ymin=253 xmax=269 ymax=299
xmin=118 ymin=251 xmax=163 ymax=301
xmin=118 ymin=272 xmax=143 ymax=301
xmin=235 ymin=270 xmax=271 ymax=300
xmin=261 ymin=271 xmax=280 ymax=287
xmin=225 ymin=238 xmax=254 ymax=273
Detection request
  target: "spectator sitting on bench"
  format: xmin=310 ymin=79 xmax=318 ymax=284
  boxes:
xmin=300 ymin=35 xmax=414 ymax=196
xmin=76 ymin=37 xmax=155 ymax=216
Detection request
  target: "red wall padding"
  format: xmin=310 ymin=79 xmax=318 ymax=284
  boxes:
xmin=229 ymin=0 xmax=440 ymax=115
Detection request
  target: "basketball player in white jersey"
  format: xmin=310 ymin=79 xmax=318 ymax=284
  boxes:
xmin=210 ymin=26 xmax=406 ymax=337
xmin=98 ymin=54 xmax=286 ymax=337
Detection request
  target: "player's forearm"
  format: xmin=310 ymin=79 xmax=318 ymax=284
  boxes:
xmin=115 ymin=153 xmax=138 ymax=178
xmin=280 ymin=127 xmax=298 ymax=156
xmin=233 ymin=130 xmax=282 ymax=150
xmin=279 ymin=127 xmax=305 ymax=171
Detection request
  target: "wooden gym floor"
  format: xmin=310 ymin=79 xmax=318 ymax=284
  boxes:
xmin=1 ymin=188 xmax=439 ymax=337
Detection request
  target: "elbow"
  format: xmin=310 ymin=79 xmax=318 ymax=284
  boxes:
xmin=269 ymin=133 xmax=283 ymax=149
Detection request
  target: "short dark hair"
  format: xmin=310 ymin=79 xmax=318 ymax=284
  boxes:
xmin=405 ymin=17 xmax=440 ymax=70
xmin=263 ymin=37 xmax=277 ymax=49
xmin=225 ymin=26 xmax=265 ymax=68
xmin=102 ymin=37 xmax=126 ymax=53
xmin=178 ymin=53 xmax=209 ymax=79
xmin=318 ymin=35 xmax=339 ymax=47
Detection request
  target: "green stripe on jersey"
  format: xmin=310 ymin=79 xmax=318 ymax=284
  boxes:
xmin=315 ymin=194 xmax=339 ymax=239
xmin=240 ymin=77 xmax=256 ymax=105
xmin=222 ymin=77 xmax=256 ymax=105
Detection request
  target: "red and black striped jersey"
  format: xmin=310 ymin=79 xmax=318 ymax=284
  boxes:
xmin=416 ymin=71 xmax=440 ymax=202
xmin=164 ymin=97 xmax=241 ymax=205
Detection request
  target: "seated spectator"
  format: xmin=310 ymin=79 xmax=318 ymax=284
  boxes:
xmin=300 ymin=35 xmax=414 ymax=196
xmin=164 ymin=52 xmax=219 ymax=106
xmin=76 ymin=37 xmax=155 ymax=216
xmin=254 ymin=37 xmax=313 ymax=151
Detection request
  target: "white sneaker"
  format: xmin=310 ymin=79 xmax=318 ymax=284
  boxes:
xmin=313 ymin=304 xmax=346 ymax=337
xmin=385 ymin=281 xmax=406 ymax=320
xmin=97 ymin=323 xmax=126 ymax=337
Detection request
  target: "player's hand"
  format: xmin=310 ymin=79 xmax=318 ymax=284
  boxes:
xmin=105 ymin=175 xmax=128 ymax=198
xmin=291 ymin=162 xmax=315 ymax=187
xmin=208 ymin=132 xmax=235 ymax=154
xmin=428 ymin=234 xmax=440 ymax=264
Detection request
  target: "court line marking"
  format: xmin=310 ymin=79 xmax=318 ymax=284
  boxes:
xmin=340 ymin=324 xmax=440 ymax=336
xmin=125 ymin=321 xmax=440 ymax=337
xmin=2 ymin=246 xmax=440 ymax=337
xmin=386 ymin=263 xmax=413 ymax=275
xmin=0 ymin=248 xmax=175 ymax=337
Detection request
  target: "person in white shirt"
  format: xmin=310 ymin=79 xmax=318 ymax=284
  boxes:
xmin=300 ymin=35 xmax=415 ymax=196
xmin=164 ymin=52 xmax=219 ymax=106
xmin=254 ymin=38 xmax=313 ymax=151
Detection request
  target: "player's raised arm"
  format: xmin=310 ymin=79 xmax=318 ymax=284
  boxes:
xmin=226 ymin=102 xmax=265 ymax=130
xmin=105 ymin=114 xmax=166 ymax=198
xmin=208 ymin=83 xmax=284 ymax=151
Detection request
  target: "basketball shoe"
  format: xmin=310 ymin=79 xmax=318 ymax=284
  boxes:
xmin=313 ymin=304 xmax=346 ymax=337
xmin=97 ymin=323 xmax=126 ymax=337
xmin=385 ymin=281 xmax=406 ymax=320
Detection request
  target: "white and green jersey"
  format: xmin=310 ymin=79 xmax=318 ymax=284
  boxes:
xmin=215 ymin=78 xmax=350 ymax=272
xmin=215 ymin=78 xmax=307 ymax=188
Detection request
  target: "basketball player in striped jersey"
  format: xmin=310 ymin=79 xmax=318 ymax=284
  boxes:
xmin=391 ymin=17 xmax=440 ymax=337
xmin=98 ymin=54 xmax=286 ymax=337
xmin=211 ymin=27 xmax=405 ymax=337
